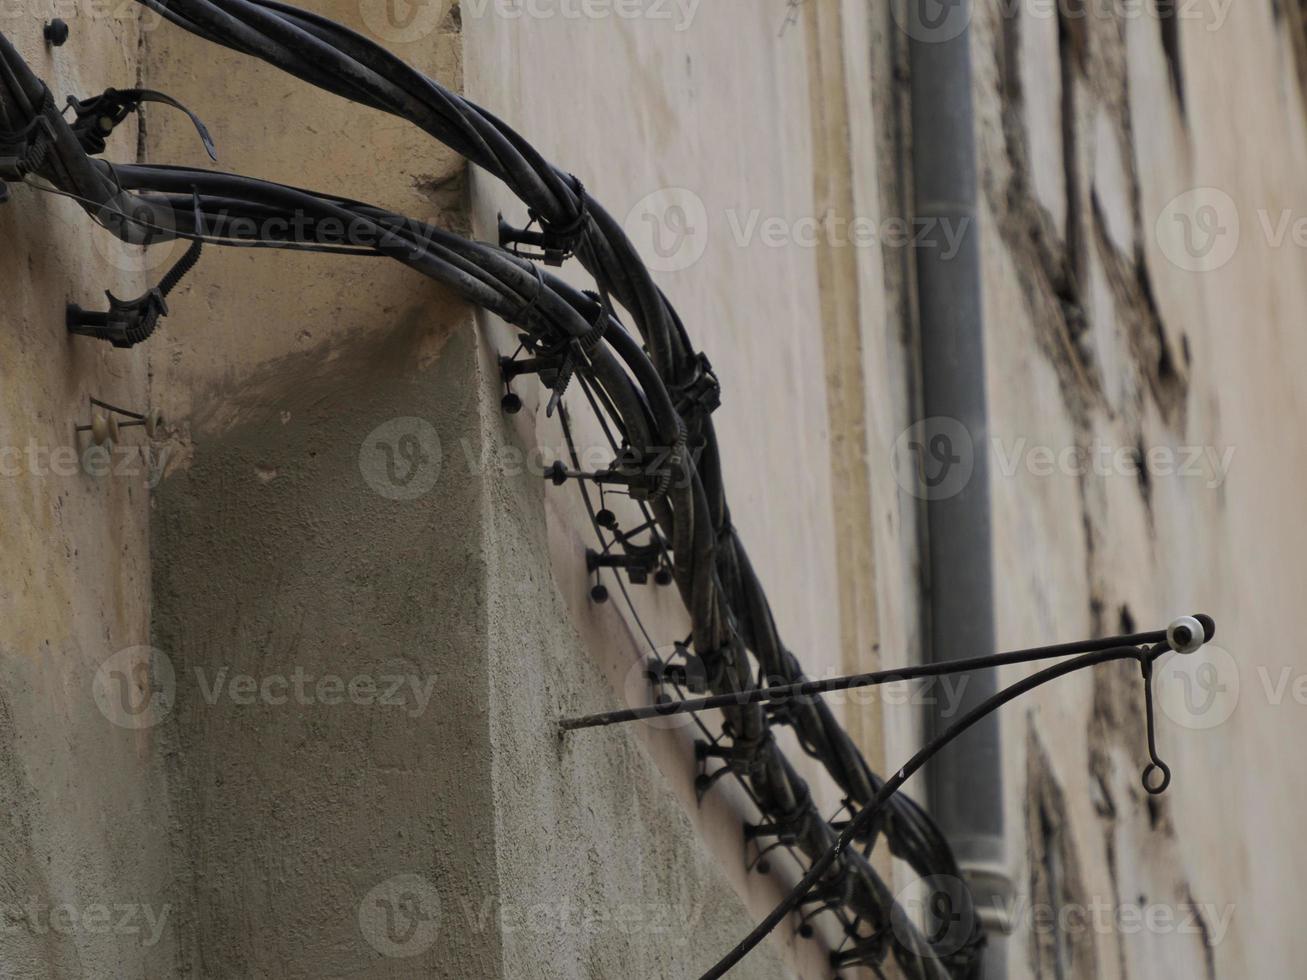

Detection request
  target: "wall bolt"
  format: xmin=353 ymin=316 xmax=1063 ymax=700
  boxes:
xmin=44 ymin=20 xmax=69 ymax=47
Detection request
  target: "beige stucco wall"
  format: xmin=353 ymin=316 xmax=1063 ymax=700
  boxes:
xmin=967 ymin=0 xmax=1306 ymax=977
xmin=463 ymin=1 xmax=902 ymax=974
xmin=4 ymin=0 xmax=1306 ymax=978
xmin=0 ymin=10 xmax=178 ymax=978
xmin=466 ymin=0 xmax=1307 ymax=976
xmin=140 ymin=0 xmax=790 ymax=977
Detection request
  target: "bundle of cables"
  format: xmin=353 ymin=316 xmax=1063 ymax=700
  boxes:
xmin=0 ymin=8 xmax=984 ymax=976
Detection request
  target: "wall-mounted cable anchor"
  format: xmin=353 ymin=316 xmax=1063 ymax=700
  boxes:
xmin=68 ymin=238 xmax=203 ymax=348
xmin=65 ymin=88 xmax=217 ymax=161
xmin=67 ymin=288 xmax=168 ymax=349
xmin=499 ymin=335 xmax=595 ymax=418
xmin=693 ymin=755 xmax=738 ymax=802
xmin=585 ymin=517 xmax=671 ymax=594
xmin=830 ymin=934 xmax=890 ymax=973
xmin=498 ymin=212 xmax=574 ymax=266
xmin=743 ymin=792 xmax=811 ymax=875
xmin=585 ymin=564 xmax=609 ymax=604
xmin=500 ymin=353 xmax=564 ymax=414
xmin=586 ymin=546 xmax=669 ymax=587
xmin=589 ymin=516 xmax=671 ymax=582
xmin=75 ymin=398 xmax=165 ymax=446
xmin=75 ymin=411 xmax=119 ymax=447
xmin=543 ymin=452 xmax=664 ymax=500
xmin=497 ymin=181 xmax=588 ymax=266
xmin=694 ymin=729 xmax=772 ymax=802
xmin=497 ymin=353 xmax=525 ymax=414
xmin=796 ymin=878 xmax=856 ymax=939
xmin=742 ymin=820 xmax=799 ymax=876
xmin=645 ymin=644 xmax=707 ymax=692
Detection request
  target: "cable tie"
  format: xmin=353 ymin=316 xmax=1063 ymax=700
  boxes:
xmin=498 ymin=180 xmax=588 ymax=266
xmin=671 ymin=351 xmax=722 ymax=421
xmin=0 ymin=90 xmax=57 ymax=197
xmin=535 ymin=176 xmax=589 ymax=243
xmin=509 ymin=259 xmax=547 ymax=328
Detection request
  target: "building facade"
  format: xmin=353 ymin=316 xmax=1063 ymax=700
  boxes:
xmin=0 ymin=0 xmax=1302 ymax=977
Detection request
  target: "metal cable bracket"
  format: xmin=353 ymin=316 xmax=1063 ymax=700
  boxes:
xmin=67 ymin=237 xmax=203 ymax=348
xmin=65 ymin=87 xmax=217 ymax=161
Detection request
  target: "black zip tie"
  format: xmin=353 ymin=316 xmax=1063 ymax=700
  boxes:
xmin=67 ymin=196 xmax=204 ymax=348
xmin=830 ymin=933 xmax=891 ymax=971
xmin=498 ymin=179 xmax=589 ymax=266
xmin=544 ymin=286 xmax=611 ymax=417
xmin=509 ymin=259 xmax=547 ymax=327
xmin=671 ymin=351 xmax=722 ymax=421
xmin=535 ymin=176 xmax=589 ymax=248
xmin=0 ymin=89 xmax=56 ymax=199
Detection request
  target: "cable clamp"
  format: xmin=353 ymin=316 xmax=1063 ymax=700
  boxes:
xmin=745 ymin=792 xmax=812 ymax=846
xmin=538 ymin=286 xmax=608 ymax=415
xmin=672 ymin=352 xmax=722 ymax=420
xmin=497 ymin=179 xmax=589 ymax=266
xmin=0 ymin=97 xmax=57 ymax=199
xmin=68 ymin=236 xmax=203 ymax=348
xmin=609 ymin=446 xmax=669 ymax=501
xmin=649 ymin=643 xmax=707 ymax=692
xmin=585 ymin=541 xmax=668 ymax=587
xmin=66 ymin=288 xmax=168 ymax=349
xmin=66 ymin=88 xmax=217 ymax=161
xmin=831 ymin=934 xmax=891 ymax=971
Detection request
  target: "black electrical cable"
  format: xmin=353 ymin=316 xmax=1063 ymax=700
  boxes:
xmin=5 ymin=28 xmax=963 ymax=979
xmin=3 ymin=99 xmax=956 ymax=980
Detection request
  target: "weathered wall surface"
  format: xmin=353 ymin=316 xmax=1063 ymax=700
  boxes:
xmin=962 ymin=0 xmax=1307 ymax=976
xmin=0 ymin=11 xmax=179 ymax=978
xmin=7 ymin=1 xmax=1307 ymax=978
xmin=140 ymin=0 xmax=790 ymax=977
xmin=476 ymin=344 xmax=791 ymax=979
xmin=463 ymin=1 xmax=901 ymax=975
xmin=468 ymin=0 xmax=1307 ymax=976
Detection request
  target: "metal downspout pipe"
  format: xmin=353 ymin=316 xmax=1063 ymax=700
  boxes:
xmin=907 ymin=2 xmax=1012 ymax=974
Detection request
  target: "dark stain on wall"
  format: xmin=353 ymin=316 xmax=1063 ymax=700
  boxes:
xmin=152 ymin=326 xmax=504 ymax=979
xmin=1026 ymin=725 xmax=1100 ymax=980
xmin=1153 ymin=0 xmax=1188 ymax=114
